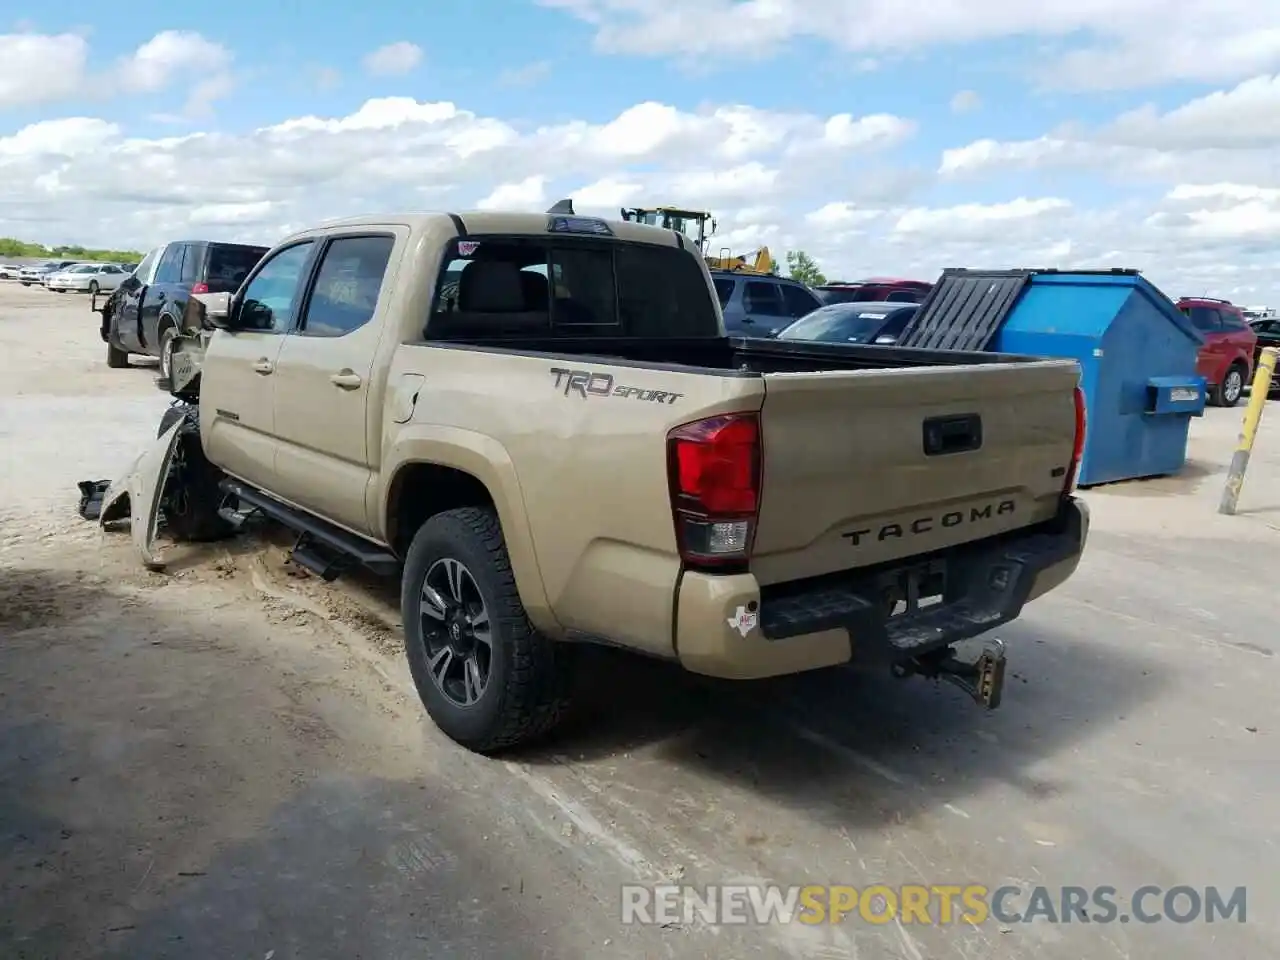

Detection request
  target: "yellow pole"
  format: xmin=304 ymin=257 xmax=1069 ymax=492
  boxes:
xmin=1219 ymin=346 xmax=1279 ymax=515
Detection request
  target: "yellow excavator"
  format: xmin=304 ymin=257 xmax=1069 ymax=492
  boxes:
xmin=619 ymin=205 xmax=775 ymax=275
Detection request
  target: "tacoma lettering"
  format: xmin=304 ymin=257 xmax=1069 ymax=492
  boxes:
xmin=549 ymin=367 xmax=683 ymax=404
xmin=841 ymin=499 xmax=1016 ymax=546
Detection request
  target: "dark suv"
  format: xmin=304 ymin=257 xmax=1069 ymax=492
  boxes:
xmin=100 ymin=239 xmax=269 ymax=375
xmin=712 ymin=271 xmax=824 ymax=337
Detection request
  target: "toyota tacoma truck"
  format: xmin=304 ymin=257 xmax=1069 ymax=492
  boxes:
xmin=153 ymin=203 xmax=1089 ymax=754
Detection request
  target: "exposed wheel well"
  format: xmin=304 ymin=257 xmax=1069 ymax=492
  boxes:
xmin=386 ymin=463 xmax=496 ymax=557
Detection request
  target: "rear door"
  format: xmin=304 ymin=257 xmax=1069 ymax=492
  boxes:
xmin=780 ymin=283 xmax=822 ymax=320
xmin=200 ymin=239 xmax=319 ymax=491
xmin=269 ymin=231 xmax=400 ymax=534
xmin=750 ymin=360 xmax=1082 ymax=585
xmin=742 ymin=280 xmax=787 ymax=333
xmin=1220 ymin=308 xmax=1256 ymax=376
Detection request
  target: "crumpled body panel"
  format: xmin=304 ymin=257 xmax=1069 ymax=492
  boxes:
xmin=98 ymin=417 xmax=187 ymax=570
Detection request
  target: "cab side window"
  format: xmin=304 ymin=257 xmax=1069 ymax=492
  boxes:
xmin=238 ymin=241 xmax=316 ymax=332
xmin=298 ymin=235 xmax=395 ymax=338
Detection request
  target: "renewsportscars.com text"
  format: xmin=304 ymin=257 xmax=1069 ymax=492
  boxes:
xmin=620 ymin=883 xmax=1247 ymax=926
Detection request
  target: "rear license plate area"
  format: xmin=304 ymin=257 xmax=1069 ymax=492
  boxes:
xmin=879 ymin=560 xmax=947 ymax=618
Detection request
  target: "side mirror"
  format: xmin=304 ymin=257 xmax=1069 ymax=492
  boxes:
xmin=193 ymin=292 xmax=235 ymax=329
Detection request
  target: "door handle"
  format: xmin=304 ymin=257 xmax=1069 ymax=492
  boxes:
xmin=330 ymin=371 xmax=363 ymax=389
xmin=252 ymin=358 xmax=274 ymax=375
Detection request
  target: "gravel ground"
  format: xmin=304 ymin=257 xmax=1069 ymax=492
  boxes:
xmin=1 ymin=280 xmax=1278 ymax=959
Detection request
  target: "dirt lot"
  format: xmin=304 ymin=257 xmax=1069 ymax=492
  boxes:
xmin=2 ymin=281 xmax=1278 ymax=959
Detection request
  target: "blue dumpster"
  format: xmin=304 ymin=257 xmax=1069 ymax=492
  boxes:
xmin=896 ymin=268 xmax=1207 ymax=486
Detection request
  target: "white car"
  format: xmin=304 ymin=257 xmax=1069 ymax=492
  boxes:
xmin=46 ymin=262 xmax=132 ymax=294
xmin=0 ymin=263 xmax=22 ymax=280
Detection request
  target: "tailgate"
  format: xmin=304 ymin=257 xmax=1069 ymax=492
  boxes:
xmin=751 ymin=359 xmax=1081 ymax=586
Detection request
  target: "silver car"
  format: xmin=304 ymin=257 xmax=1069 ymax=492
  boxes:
xmin=18 ymin=260 xmax=79 ymax=285
xmin=46 ymin=262 xmax=132 ymax=294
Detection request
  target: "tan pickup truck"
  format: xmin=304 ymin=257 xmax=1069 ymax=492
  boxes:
xmin=158 ymin=205 xmax=1089 ymax=754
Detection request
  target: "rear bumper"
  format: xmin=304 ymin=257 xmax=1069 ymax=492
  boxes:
xmin=675 ymin=497 xmax=1089 ymax=680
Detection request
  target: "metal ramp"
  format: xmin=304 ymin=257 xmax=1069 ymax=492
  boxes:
xmin=895 ymin=269 xmax=1034 ymax=352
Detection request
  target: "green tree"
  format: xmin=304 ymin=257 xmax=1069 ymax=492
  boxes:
xmin=785 ymin=249 xmax=826 ymax=286
xmin=0 ymin=237 xmax=143 ymax=264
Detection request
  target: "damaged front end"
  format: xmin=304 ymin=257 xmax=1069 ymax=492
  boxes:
xmin=80 ymin=292 xmax=238 ymax=567
xmin=84 ymin=415 xmax=189 ymax=570
xmin=161 ymin=292 xmax=231 ymax=402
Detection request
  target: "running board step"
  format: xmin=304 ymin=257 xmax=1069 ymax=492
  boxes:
xmin=218 ymin=479 xmax=400 ymax=577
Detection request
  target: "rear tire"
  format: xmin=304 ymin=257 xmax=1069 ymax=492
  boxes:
xmin=400 ymin=507 xmax=574 ymax=754
xmin=159 ymin=406 xmax=233 ymax=543
xmin=158 ymin=326 xmax=176 ymax=383
xmin=106 ymin=342 xmax=129 ymax=368
xmin=1213 ymin=364 xmax=1246 ymax=407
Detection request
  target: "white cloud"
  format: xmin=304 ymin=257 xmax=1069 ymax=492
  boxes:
xmin=4 ymin=75 xmax=1280 ymax=303
xmin=538 ymin=0 xmax=1280 ymax=91
xmin=949 ymin=90 xmax=981 ymax=114
xmin=363 ymin=41 xmax=424 ymax=76
xmin=0 ymin=32 xmax=87 ymax=107
xmin=0 ymin=29 xmax=234 ymax=116
xmin=477 ymin=176 xmax=547 ymax=210
xmin=497 ymin=60 xmax=552 ymax=87
xmin=940 ymin=74 xmax=1280 ymax=185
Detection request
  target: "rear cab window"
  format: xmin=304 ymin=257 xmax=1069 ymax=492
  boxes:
xmin=427 ymin=236 xmax=721 ymax=340
xmin=713 ymin=278 xmax=735 ymax=307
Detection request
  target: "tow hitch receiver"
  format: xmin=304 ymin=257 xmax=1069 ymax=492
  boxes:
xmin=892 ymin=638 xmax=1007 ymax=710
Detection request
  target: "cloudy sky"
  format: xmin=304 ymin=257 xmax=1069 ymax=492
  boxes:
xmin=2 ymin=1 xmax=1279 ymax=302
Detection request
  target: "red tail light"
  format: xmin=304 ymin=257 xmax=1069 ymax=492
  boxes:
xmin=1063 ymin=385 xmax=1086 ymax=495
xmin=667 ymin=413 xmax=761 ymax=567
xmin=190 ymin=282 xmax=209 ymax=294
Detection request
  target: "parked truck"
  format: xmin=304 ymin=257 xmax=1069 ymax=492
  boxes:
xmin=148 ymin=204 xmax=1089 ymax=754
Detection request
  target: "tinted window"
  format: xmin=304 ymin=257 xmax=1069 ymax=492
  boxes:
xmin=153 ymin=244 xmax=182 ymax=283
xmin=815 ymin=287 xmax=870 ymax=305
xmin=713 ymin=278 xmax=735 ymax=307
xmin=781 ymin=283 xmax=821 ymax=317
xmin=778 ymin=305 xmax=894 ymax=343
xmin=238 ymin=241 xmax=315 ymax=332
xmin=207 ymin=243 xmax=269 ymax=292
xmin=1220 ymin=309 xmax=1248 ymax=330
xmin=878 ymin=307 xmax=917 ymax=339
xmin=428 ymin=237 xmax=719 ymax=340
xmin=1183 ymin=306 xmax=1222 ymax=331
xmin=886 ymin=290 xmax=923 ymax=303
xmin=744 ymin=281 xmax=786 ymax=316
xmin=179 ymin=243 xmax=201 ymax=284
xmin=300 ymin=235 xmax=394 ymax=338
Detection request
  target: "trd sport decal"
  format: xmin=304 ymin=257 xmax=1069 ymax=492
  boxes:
xmin=549 ymin=367 xmax=683 ymax=405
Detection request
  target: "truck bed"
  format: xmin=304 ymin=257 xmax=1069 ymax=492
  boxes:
xmin=405 ymin=333 xmax=1082 ymax=586
xmin=419 ymin=333 xmax=1041 ymax=375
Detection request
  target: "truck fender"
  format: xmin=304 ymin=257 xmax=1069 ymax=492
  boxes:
xmin=379 ymin=426 xmax=559 ymax=633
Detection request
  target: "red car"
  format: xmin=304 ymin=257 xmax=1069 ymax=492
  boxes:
xmin=815 ymin=278 xmax=933 ymax=306
xmin=1177 ymin=297 xmax=1257 ymax=407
